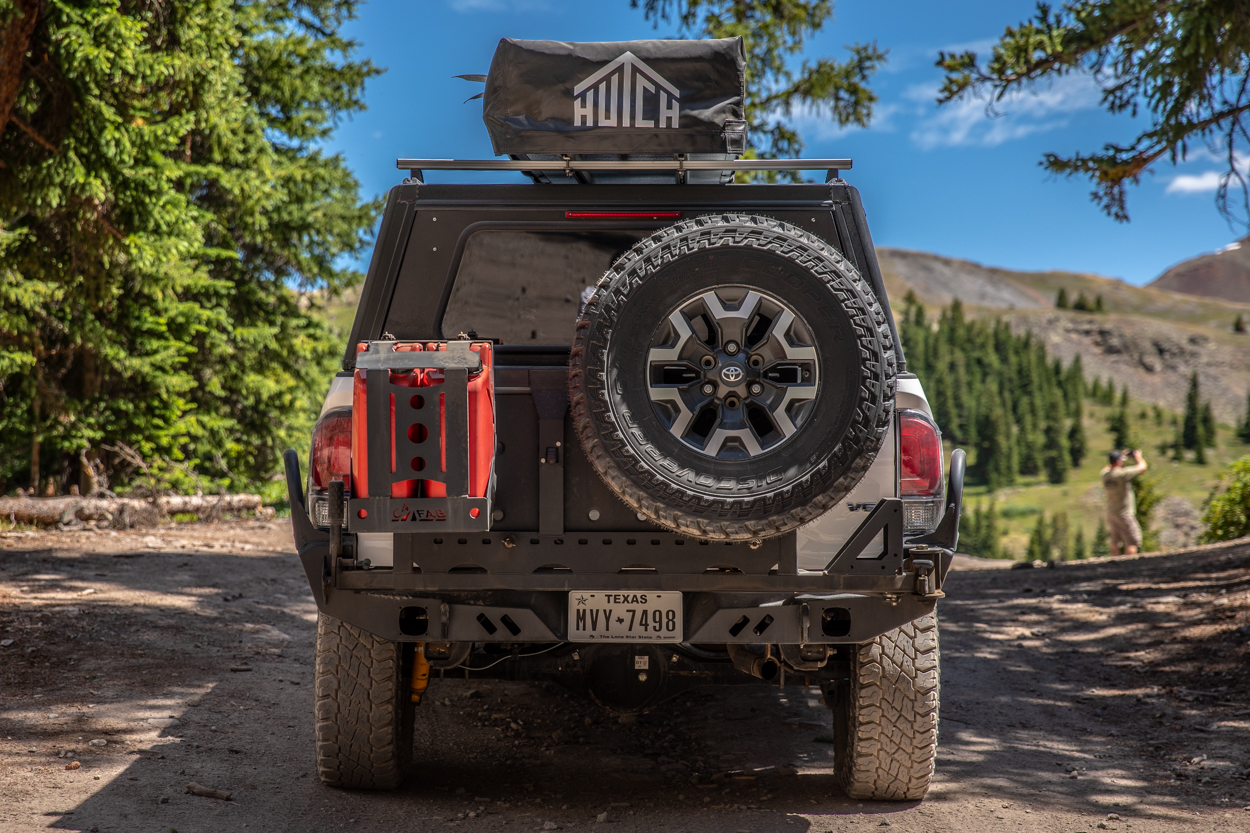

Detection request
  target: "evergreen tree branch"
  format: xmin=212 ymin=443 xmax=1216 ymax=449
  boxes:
xmin=634 ymin=0 xmax=885 ymax=178
xmin=936 ymin=0 xmax=1250 ymax=226
xmin=9 ymin=114 xmax=56 ymax=153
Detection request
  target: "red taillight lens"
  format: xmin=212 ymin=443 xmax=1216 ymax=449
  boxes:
xmin=565 ymin=211 xmax=682 ymax=219
xmin=311 ymin=408 xmax=352 ymax=490
xmin=900 ymin=410 xmax=943 ymax=497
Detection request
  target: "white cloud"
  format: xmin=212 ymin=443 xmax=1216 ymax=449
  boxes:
xmin=1165 ymin=171 xmax=1223 ymax=194
xmin=907 ymin=73 xmax=1103 ymax=149
xmin=790 ymin=102 xmax=901 ymax=142
xmin=1164 ymin=153 xmax=1250 ymax=195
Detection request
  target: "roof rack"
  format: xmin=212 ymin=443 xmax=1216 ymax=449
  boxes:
xmin=395 ymin=157 xmax=853 ymax=184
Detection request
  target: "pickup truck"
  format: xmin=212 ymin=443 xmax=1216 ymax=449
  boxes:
xmin=284 ymin=36 xmax=963 ymax=800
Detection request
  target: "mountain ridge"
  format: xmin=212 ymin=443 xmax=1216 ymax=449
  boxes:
xmin=876 ymin=247 xmax=1250 ymax=424
xmin=1147 ymin=236 xmax=1250 ymax=304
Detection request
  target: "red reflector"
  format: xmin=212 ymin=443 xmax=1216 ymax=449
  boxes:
xmin=900 ymin=410 xmax=943 ymax=497
xmin=565 ymin=211 xmax=682 ymax=219
xmin=311 ymin=409 xmax=353 ymax=490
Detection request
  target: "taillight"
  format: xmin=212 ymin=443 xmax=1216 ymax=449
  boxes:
xmin=900 ymin=410 xmax=943 ymax=496
xmin=899 ymin=409 xmax=944 ymax=535
xmin=311 ymin=408 xmax=352 ymax=490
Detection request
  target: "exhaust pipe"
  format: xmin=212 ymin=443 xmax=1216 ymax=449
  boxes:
xmin=727 ymin=644 xmax=780 ymax=681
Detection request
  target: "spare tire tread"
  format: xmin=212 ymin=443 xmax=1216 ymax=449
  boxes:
xmin=570 ymin=214 xmax=896 ymax=540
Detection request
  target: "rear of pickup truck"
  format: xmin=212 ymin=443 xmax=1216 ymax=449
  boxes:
xmin=285 ymin=180 xmax=963 ymax=799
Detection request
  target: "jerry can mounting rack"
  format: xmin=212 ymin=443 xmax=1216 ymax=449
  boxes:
xmin=349 ymin=339 xmax=493 ymax=533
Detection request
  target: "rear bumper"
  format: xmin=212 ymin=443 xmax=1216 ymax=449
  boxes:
xmin=284 ymin=448 xmax=963 ymax=646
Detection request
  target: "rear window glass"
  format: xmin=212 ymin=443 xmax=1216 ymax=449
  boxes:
xmin=442 ymin=230 xmax=645 ymax=344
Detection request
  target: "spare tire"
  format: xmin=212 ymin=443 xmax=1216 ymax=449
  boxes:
xmin=569 ymin=214 xmax=897 ymax=540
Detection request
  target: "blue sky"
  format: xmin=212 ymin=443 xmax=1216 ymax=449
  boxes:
xmin=325 ymin=0 xmax=1235 ymax=286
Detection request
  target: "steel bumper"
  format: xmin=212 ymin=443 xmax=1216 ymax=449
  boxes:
xmin=284 ymin=449 xmax=963 ymax=646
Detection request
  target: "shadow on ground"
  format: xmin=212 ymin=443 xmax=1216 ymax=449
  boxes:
xmin=1 ymin=525 xmax=1246 ymax=832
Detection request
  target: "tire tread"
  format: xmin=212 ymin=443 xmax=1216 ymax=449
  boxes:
xmin=835 ymin=612 xmax=940 ymax=800
xmin=569 ymin=214 xmax=897 ymax=540
xmin=313 ymin=612 xmax=412 ymax=790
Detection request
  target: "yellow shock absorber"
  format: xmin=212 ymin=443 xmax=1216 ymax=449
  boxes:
xmin=410 ymin=643 xmax=430 ymax=704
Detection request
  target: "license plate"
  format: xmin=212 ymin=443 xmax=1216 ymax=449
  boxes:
xmin=568 ymin=592 xmax=682 ymax=642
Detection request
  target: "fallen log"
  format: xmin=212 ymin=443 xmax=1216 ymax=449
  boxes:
xmin=0 ymin=494 xmax=267 ymax=526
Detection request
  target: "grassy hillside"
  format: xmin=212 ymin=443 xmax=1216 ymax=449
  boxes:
xmin=958 ymin=399 xmax=1249 ymax=558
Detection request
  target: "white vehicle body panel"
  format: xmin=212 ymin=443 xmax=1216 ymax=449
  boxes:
xmin=320 ymin=375 xmax=352 ymax=417
xmin=792 ymin=375 xmax=930 ymax=571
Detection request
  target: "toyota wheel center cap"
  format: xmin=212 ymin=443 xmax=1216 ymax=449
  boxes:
xmin=720 ymin=364 xmax=744 ymax=384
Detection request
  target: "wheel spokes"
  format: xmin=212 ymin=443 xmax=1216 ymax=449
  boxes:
xmin=645 ymin=287 xmax=819 ymax=459
xmin=698 ymin=290 xmax=762 ymax=349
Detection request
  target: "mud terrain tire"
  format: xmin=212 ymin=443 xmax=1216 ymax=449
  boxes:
xmin=314 ymin=612 xmax=414 ymax=789
xmin=569 ymin=214 xmax=896 ymax=540
xmin=832 ymin=611 xmax=940 ymax=800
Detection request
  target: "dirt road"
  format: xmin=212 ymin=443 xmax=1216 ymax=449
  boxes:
xmin=2 ymin=520 xmax=1248 ymax=832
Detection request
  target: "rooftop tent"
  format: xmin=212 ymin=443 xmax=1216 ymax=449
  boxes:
xmin=481 ymin=38 xmax=747 ymax=158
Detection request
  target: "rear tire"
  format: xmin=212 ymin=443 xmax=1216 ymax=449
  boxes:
xmin=833 ymin=612 xmax=940 ymax=800
xmin=314 ymin=612 xmax=414 ymax=789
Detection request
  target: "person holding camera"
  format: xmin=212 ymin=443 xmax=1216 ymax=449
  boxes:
xmin=1101 ymin=448 xmax=1148 ymax=555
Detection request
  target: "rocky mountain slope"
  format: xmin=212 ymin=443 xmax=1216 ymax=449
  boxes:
xmin=1148 ymin=236 xmax=1250 ymax=303
xmin=878 ymin=248 xmax=1250 ymax=423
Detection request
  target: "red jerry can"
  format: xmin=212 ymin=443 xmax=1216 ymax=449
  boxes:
xmin=352 ymin=341 xmax=495 ymax=502
xmin=421 ymin=342 xmax=495 ymax=499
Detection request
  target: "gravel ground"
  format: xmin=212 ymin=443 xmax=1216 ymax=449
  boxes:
xmin=1 ymin=520 xmax=1248 ymax=832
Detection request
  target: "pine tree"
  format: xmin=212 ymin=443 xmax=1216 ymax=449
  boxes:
xmin=1094 ymin=294 xmax=1106 ymax=313
xmin=1092 ymin=518 xmax=1110 ymax=558
xmin=1043 ymin=391 xmax=1071 ymax=484
xmin=1108 ymin=406 xmax=1135 ymax=450
xmin=930 ymin=371 xmax=956 ymax=439
xmin=1182 ymin=372 xmax=1202 ymax=450
xmin=975 ymin=387 xmax=1016 ymax=491
xmin=901 ymin=300 xmax=1112 ymax=491
xmin=1068 ymin=394 xmax=1088 ymax=467
xmin=1134 ymin=471 xmax=1164 ymax=552
xmin=1051 ymin=512 xmax=1071 ymax=560
xmin=1026 ymin=512 xmax=1051 ymax=561
xmin=1118 ymin=384 xmax=1130 ymax=411
xmin=982 ymin=500 xmax=1001 ymax=559
xmin=0 ymin=1 xmax=381 ymax=491
xmin=952 ymin=357 xmax=976 ymax=446
xmin=1072 ymin=526 xmax=1088 ymax=560
xmin=1073 ymin=292 xmax=1092 ymax=312
xmin=1200 ymin=402 xmax=1216 ymax=449
xmin=1236 ymin=313 xmax=1247 ymax=333
xmin=1017 ymin=409 xmax=1044 ymax=476
xmin=961 ymin=503 xmax=984 ymax=556
xmin=1056 ymin=288 xmax=1070 ymax=308
xmin=1064 ymin=354 xmax=1085 ymax=404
